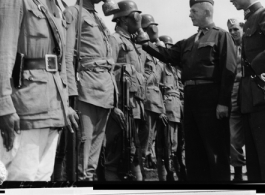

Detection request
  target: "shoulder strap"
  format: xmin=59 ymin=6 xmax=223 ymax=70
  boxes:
xmin=32 ymin=0 xmax=62 ymax=60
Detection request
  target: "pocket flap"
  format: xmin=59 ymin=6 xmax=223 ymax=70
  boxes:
xmin=28 ymin=9 xmax=46 ymax=19
xmin=198 ymin=41 xmax=215 ymax=48
xmin=84 ymin=17 xmax=98 ymax=27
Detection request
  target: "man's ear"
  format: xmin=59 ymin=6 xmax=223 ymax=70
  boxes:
xmin=205 ymin=9 xmax=210 ymax=17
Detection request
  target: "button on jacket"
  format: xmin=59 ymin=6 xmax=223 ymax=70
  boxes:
xmin=143 ymin=23 xmax=237 ymax=107
xmin=0 ymin=0 xmax=68 ymax=129
xmin=64 ymin=4 xmax=115 ymax=109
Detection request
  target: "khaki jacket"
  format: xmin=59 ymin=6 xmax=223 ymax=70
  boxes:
xmin=64 ymin=4 xmax=115 ymax=109
xmin=0 ymin=0 xmax=68 ymax=129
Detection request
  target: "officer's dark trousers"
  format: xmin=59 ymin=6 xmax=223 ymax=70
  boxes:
xmin=184 ymin=84 xmax=230 ymax=182
xmin=243 ymin=109 xmax=265 ymax=181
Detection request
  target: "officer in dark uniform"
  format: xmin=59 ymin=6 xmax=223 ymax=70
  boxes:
xmin=142 ymin=0 xmax=237 ymax=181
xmin=230 ymin=0 xmax=265 ymax=181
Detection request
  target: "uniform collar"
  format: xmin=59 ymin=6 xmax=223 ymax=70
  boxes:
xmin=198 ymin=23 xmax=215 ymax=34
xmin=115 ymin=26 xmax=131 ymax=39
xmin=83 ymin=1 xmax=96 ymax=12
xmin=244 ymin=2 xmax=263 ymax=20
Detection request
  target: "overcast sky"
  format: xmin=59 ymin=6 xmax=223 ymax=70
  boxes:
xmin=62 ymin=0 xmax=265 ymax=43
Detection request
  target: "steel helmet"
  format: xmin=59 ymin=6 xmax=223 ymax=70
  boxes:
xmin=112 ymin=0 xmax=141 ymax=22
xmin=141 ymin=14 xmax=158 ymax=29
xmin=159 ymin=35 xmax=173 ymax=45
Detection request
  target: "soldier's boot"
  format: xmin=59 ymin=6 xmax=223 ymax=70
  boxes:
xmin=156 ymin=157 xmax=167 ymax=181
xmin=131 ymin=163 xmax=143 ymax=181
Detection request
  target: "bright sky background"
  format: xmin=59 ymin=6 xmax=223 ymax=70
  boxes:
xmin=62 ymin=0 xmax=265 ymax=43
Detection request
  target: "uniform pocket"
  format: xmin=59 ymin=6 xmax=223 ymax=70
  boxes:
xmin=145 ymin=86 xmax=163 ymax=108
xmin=197 ymin=41 xmax=215 ymax=63
xmin=164 ymin=96 xmax=181 ymax=119
xmin=83 ymin=17 xmax=98 ymax=28
xmin=27 ymin=8 xmax=49 ymax=38
xmin=163 ymin=67 xmax=175 ymax=87
xmin=12 ymin=70 xmax=49 ymax=115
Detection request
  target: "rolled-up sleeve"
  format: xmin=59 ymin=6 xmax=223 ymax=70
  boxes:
xmin=0 ymin=0 xmax=22 ymax=116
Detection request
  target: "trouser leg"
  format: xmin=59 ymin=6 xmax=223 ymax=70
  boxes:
xmin=52 ymin=130 xmax=67 ymax=181
xmin=96 ymin=136 xmax=106 ymax=181
xmin=245 ymin=110 xmax=265 ymax=181
xmin=77 ymin=101 xmax=110 ymax=181
xmin=185 ymin=84 xmax=230 ymax=182
xmin=0 ymin=129 xmax=59 ymax=181
xmin=175 ymin=122 xmax=187 ymax=181
xmin=104 ymin=115 xmax=123 ymax=181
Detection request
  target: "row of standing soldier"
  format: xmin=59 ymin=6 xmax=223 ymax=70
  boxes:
xmin=1 ymin=0 xmax=265 ymax=183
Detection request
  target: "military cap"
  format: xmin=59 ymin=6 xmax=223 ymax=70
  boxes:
xmin=190 ymin=0 xmax=214 ymax=7
xmin=227 ymin=18 xmax=244 ymax=29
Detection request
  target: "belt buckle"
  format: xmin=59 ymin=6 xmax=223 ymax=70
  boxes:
xmin=45 ymin=54 xmax=58 ymax=72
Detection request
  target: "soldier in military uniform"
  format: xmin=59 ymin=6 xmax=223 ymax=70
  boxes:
xmin=0 ymin=0 xmax=78 ymax=181
xmin=230 ymin=0 xmax=265 ymax=181
xmin=140 ymin=14 xmax=167 ymax=177
xmin=227 ymin=18 xmax=246 ymax=181
xmin=64 ymin=0 xmax=119 ymax=181
xmin=103 ymin=0 xmax=148 ymax=181
xmin=142 ymin=0 xmax=237 ymax=181
xmin=157 ymin=35 xmax=187 ymax=181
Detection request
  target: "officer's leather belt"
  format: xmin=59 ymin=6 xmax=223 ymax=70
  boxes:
xmin=24 ymin=54 xmax=59 ymax=72
xmin=24 ymin=58 xmax=46 ymax=70
xmin=80 ymin=58 xmax=114 ymax=72
xmin=184 ymin=80 xmax=214 ymax=87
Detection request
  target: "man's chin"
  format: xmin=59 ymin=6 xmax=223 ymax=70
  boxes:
xmin=234 ymin=4 xmax=242 ymax=10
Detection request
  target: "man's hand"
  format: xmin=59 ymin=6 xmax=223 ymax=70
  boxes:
xmin=111 ymin=107 xmax=126 ymax=130
xmin=67 ymin=107 xmax=79 ymax=133
xmin=159 ymin=113 xmax=168 ymax=126
xmin=259 ymin=73 xmax=265 ymax=82
xmin=156 ymin=40 xmax=165 ymax=48
xmin=216 ymin=105 xmax=229 ymax=120
xmin=0 ymin=113 xmax=20 ymax=151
